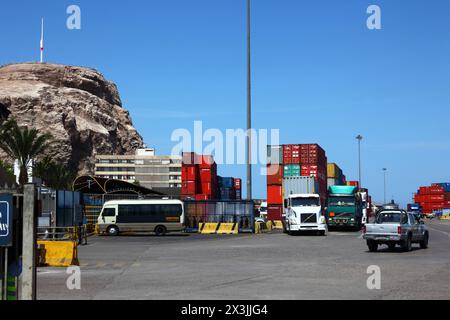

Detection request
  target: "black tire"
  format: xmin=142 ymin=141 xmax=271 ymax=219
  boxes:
xmin=367 ymin=240 xmax=378 ymax=252
xmin=107 ymin=225 xmax=119 ymax=236
xmin=420 ymin=232 xmax=429 ymax=249
xmin=388 ymin=243 xmax=396 ymax=251
xmin=401 ymin=234 xmax=412 ymax=252
xmin=154 ymin=225 xmax=167 ymax=236
xmin=318 ymin=230 xmax=326 ymax=236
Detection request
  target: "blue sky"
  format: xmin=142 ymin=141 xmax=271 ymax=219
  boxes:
xmin=1 ymin=0 xmax=450 ymax=206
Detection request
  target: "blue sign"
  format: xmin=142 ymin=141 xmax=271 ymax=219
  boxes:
xmin=0 ymin=194 xmax=13 ymax=247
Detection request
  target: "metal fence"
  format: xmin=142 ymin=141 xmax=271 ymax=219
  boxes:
xmin=184 ymin=200 xmax=255 ymax=233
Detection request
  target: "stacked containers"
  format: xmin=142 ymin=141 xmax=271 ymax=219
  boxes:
xmin=266 ymin=144 xmax=328 ymax=219
xmin=181 ymin=152 xmax=218 ymax=201
xmin=234 ymin=178 xmax=242 ymax=200
xmin=299 ymin=144 xmax=327 ymax=205
xmin=181 ymin=152 xmax=199 ymax=199
xmin=327 ymin=163 xmax=345 ymax=188
xmin=415 ymin=184 xmax=447 ymax=213
xmin=218 ymin=177 xmax=236 ymax=200
xmin=267 ymin=145 xmax=284 ymax=220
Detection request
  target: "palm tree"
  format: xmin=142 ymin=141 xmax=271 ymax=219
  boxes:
xmin=0 ymin=119 xmax=53 ymax=186
xmin=34 ymin=156 xmax=76 ymax=190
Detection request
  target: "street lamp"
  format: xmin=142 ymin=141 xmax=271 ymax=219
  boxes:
xmin=246 ymin=0 xmax=252 ymax=200
xmin=356 ymin=135 xmax=363 ymax=188
xmin=382 ymin=168 xmax=387 ymax=204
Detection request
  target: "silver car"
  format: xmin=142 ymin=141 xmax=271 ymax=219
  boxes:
xmin=363 ymin=210 xmax=429 ymax=252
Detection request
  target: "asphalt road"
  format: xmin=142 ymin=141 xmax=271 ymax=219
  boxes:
xmin=37 ymin=220 xmax=450 ymax=300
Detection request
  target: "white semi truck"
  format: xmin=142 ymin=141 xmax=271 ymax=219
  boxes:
xmin=284 ymin=194 xmax=328 ymax=236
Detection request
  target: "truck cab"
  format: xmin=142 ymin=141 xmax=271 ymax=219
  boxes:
xmin=284 ymin=194 xmax=327 ymax=236
xmin=327 ymin=186 xmax=363 ymax=230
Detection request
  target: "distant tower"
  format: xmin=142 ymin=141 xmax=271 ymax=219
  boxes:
xmin=40 ymin=18 xmax=44 ymax=63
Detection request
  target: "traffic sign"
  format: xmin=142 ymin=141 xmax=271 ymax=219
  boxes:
xmin=0 ymin=194 xmax=13 ymax=247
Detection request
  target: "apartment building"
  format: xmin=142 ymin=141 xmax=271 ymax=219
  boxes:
xmin=94 ymin=148 xmax=182 ymax=195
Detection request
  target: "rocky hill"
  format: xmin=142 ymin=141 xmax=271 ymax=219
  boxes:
xmin=0 ymin=63 xmax=144 ymax=175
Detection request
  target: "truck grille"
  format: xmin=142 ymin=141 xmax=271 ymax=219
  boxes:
xmin=301 ymin=214 xmax=317 ymax=223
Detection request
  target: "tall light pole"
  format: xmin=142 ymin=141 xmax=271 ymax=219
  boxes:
xmin=246 ymin=0 xmax=252 ymax=200
xmin=356 ymin=135 xmax=363 ymax=188
xmin=382 ymin=168 xmax=387 ymax=204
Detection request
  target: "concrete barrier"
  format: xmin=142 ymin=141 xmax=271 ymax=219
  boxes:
xmin=217 ymin=223 xmax=238 ymax=235
xmin=255 ymin=221 xmax=272 ymax=234
xmin=198 ymin=223 xmax=220 ymax=234
xmin=272 ymin=220 xmax=284 ymax=230
xmin=37 ymin=241 xmax=80 ymax=267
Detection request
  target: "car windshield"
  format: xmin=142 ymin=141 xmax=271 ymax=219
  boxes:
xmin=328 ymin=196 xmax=355 ymax=207
xmin=376 ymin=211 xmax=407 ymax=224
xmin=291 ymin=198 xmax=320 ymax=207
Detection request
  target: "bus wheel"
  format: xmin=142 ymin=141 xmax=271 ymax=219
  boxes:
xmin=155 ymin=225 xmax=167 ymax=236
xmin=107 ymin=225 xmax=119 ymax=236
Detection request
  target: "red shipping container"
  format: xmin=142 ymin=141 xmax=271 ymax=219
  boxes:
xmin=182 ymin=152 xmax=197 ymax=165
xmin=234 ymin=178 xmax=242 ymax=190
xmin=445 ymin=192 xmax=450 ymax=201
xmin=283 ymin=145 xmax=293 ymax=164
xmin=198 ymin=155 xmax=216 ymax=169
xmin=430 ymin=186 xmax=444 ymax=195
xmin=182 ymin=165 xmax=198 ymax=181
xmin=181 ymin=181 xmax=197 ymax=195
xmin=267 ymin=185 xmax=283 ymax=204
xmin=199 ymin=167 xmax=216 ymax=183
xmin=348 ymin=181 xmax=359 ymax=187
xmin=200 ymin=182 xmax=216 ymax=195
xmin=267 ymin=165 xmax=283 ymax=185
xmin=267 ymin=204 xmax=283 ymax=221
xmin=428 ymin=194 xmax=445 ymax=203
xmin=419 ymin=187 xmax=429 ymax=195
xmin=195 ymin=194 xmax=212 ymax=201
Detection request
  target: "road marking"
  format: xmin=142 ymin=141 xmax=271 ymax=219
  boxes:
xmin=131 ymin=263 xmax=141 ymax=267
xmin=427 ymin=225 xmax=450 ymax=238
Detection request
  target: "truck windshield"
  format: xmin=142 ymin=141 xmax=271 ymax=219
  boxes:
xmin=376 ymin=212 xmax=406 ymax=224
xmin=260 ymin=207 xmax=267 ymax=213
xmin=328 ymin=196 xmax=355 ymax=207
xmin=291 ymin=198 xmax=320 ymax=207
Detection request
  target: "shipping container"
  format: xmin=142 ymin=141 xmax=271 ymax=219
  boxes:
xmin=327 ymin=163 xmax=343 ymax=179
xmin=283 ymin=164 xmax=301 ymax=177
xmin=267 ymin=185 xmax=283 ymax=204
xmin=234 ymin=178 xmax=242 ymax=190
xmin=236 ymin=189 xmax=242 ymax=200
xmin=181 ymin=180 xmax=198 ymax=195
xmin=432 ymin=183 xmax=450 ymax=193
xmin=219 ymin=188 xmax=236 ymax=201
xmin=267 ymin=164 xmax=283 ymax=185
xmin=282 ymin=176 xmax=318 ymax=199
xmin=182 ymin=165 xmax=198 ymax=181
xmin=182 ymin=152 xmax=197 ymax=165
xmin=267 ymin=204 xmax=283 ymax=221
xmin=218 ymin=177 xmax=235 ymax=189
xmin=267 ymin=145 xmax=283 ymax=165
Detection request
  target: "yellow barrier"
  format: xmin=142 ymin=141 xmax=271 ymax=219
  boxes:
xmin=199 ymin=223 xmax=220 ymax=234
xmin=255 ymin=222 xmax=262 ymax=234
xmin=217 ymin=223 xmax=238 ymax=235
xmin=37 ymin=241 xmax=80 ymax=267
xmin=439 ymin=216 xmax=450 ymax=220
xmin=266 ymin=221 xmax=273 ymax=231
xmin=273 ymin=220 xmax=284 ymax=230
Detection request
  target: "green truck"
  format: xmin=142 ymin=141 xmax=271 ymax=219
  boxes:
xmin=326 ymin=186 xmax=364 ymax=230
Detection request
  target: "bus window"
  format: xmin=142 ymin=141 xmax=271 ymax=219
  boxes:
xmin=102 ymin=208 xmax=116 ymax=217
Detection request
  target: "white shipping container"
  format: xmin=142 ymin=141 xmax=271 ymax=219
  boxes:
xmin=283 ymin=177 xmax=318 ymax=199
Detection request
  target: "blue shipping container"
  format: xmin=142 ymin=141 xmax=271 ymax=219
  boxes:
xmin=218 ymin=177 xmax=234 ymax=189
xmin=435 ymin=183 xmax=450 ymax=192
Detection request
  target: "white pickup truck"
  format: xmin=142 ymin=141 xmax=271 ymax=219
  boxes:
xmin=363 ymin=209 xmax=429 ymax=252
xmin=284 ymin=194 xmax=328 ymax=236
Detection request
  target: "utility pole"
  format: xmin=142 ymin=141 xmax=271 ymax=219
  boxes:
xmin=21 ymin=184 xmax=36 ymax=300
xmin=356 ymin=135 xmax=363 ymax=188
xmin=246 ymin=0 xmax=252 ymax=200
xmin=382 ymin=168 xmax=387 ymax=205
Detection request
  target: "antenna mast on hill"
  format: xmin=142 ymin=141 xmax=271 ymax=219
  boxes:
xmin=40 ymin=18 xmax=44 ymax=63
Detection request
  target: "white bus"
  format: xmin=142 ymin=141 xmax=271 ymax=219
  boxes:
xmin=97 ymin=199 xmax=184 ymax=236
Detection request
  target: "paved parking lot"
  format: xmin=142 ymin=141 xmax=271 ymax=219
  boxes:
xmin=37 ymin=220 xmax=450 ymax=300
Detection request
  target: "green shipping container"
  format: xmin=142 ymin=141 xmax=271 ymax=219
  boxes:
xmin=284 ymin=165 xmax=301 ymax=177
